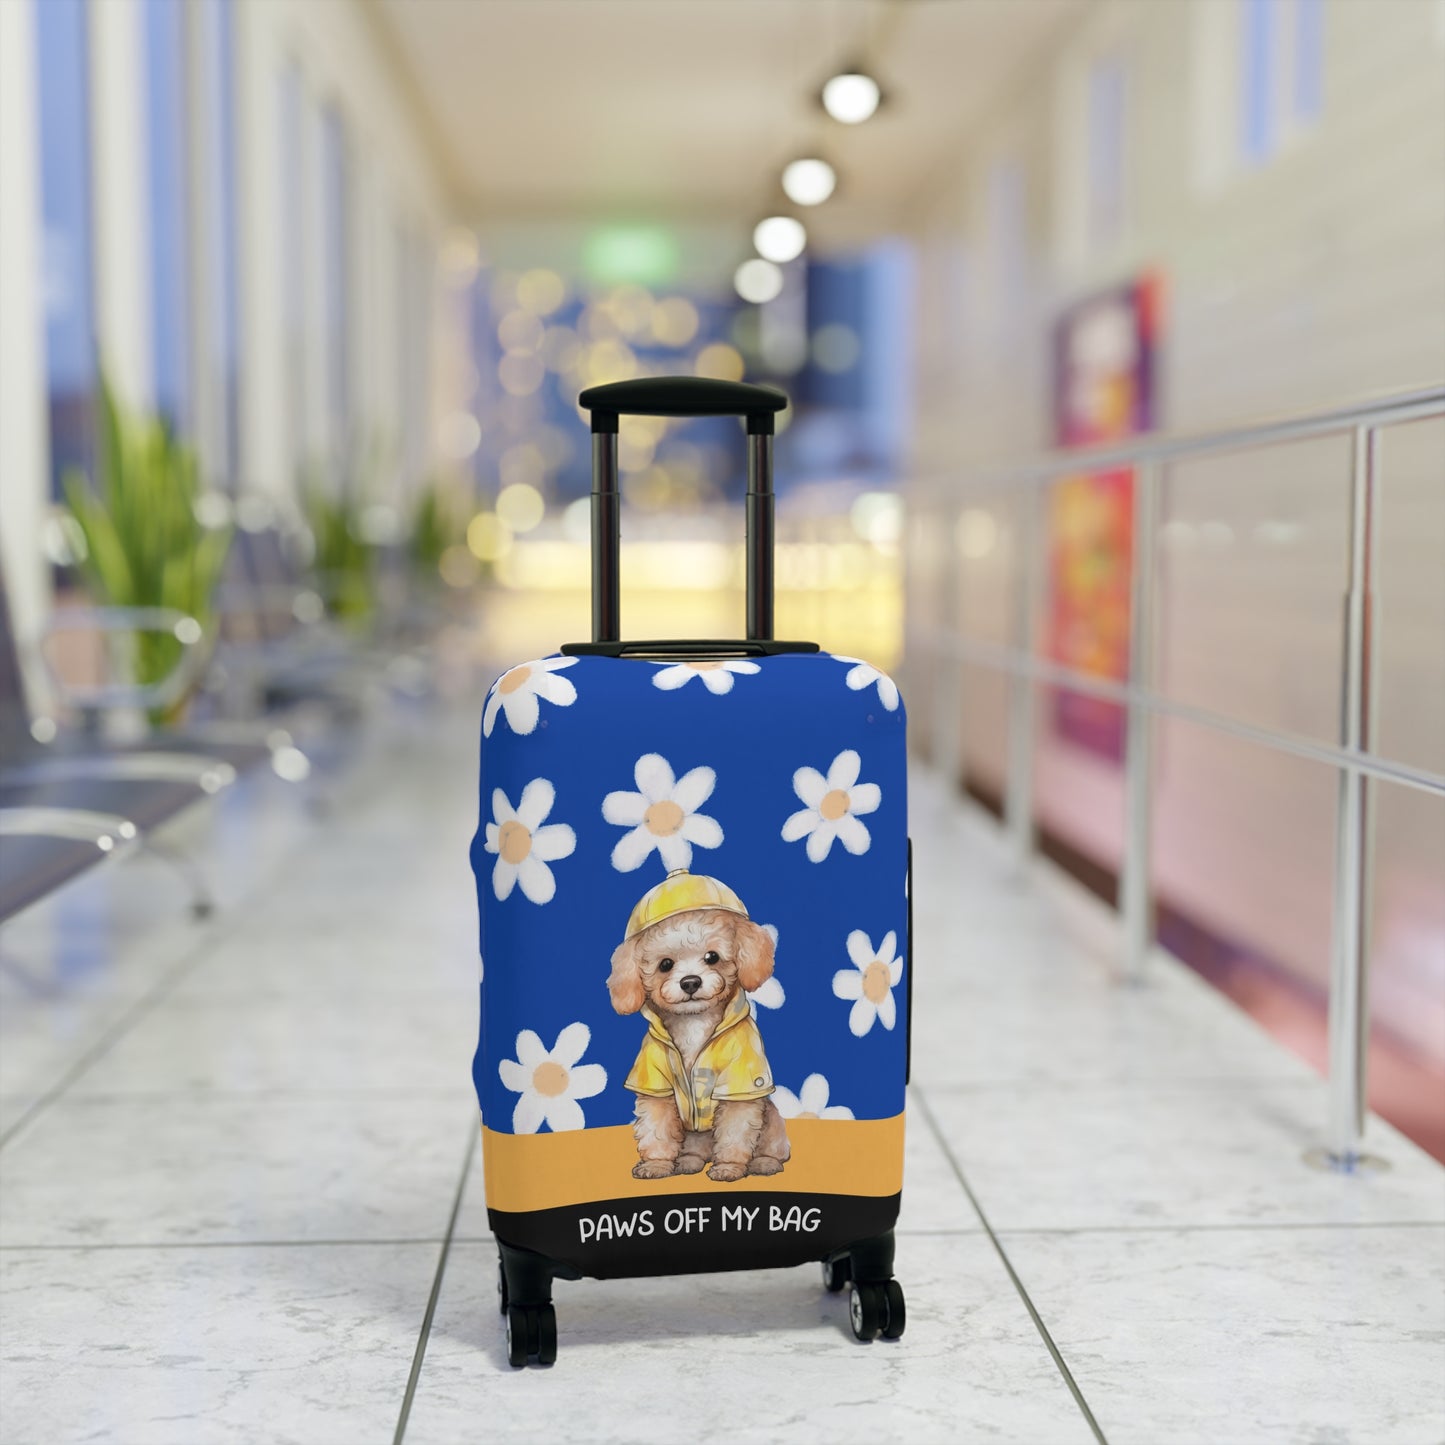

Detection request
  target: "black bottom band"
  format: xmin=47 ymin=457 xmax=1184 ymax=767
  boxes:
xmin=489 ymin=1191 xmax=901 ymax=1279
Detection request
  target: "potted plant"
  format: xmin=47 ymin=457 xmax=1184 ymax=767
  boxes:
xmin=61 ymin=378 xmax=232 ymax=726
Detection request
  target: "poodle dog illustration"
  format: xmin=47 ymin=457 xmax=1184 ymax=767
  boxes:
xmin=608 ymin=869 xmax=790 ymax=1183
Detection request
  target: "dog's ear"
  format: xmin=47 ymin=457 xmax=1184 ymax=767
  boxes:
xmin=607 ymin=935 xmax=646 ymax=1015
xmin=732 ymin=917 xmax=775 ymax=994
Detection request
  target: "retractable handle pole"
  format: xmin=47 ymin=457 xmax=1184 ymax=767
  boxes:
xmin=579 ymin=377 xmax=789 ymax=645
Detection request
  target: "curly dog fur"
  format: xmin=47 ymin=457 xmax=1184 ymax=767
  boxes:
xmin=608 ymin=909 xmax=790 ymax=1183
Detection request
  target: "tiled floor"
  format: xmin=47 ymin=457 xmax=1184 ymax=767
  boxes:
xmin=2 ymin=696 xmax=1442 ymax=1444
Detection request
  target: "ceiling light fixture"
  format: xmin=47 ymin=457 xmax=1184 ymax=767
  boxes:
xmin=781 ymin=157 xmax=836 ymax=207
xmin=753 ymin=215 xmax=807 ymax=264
xmin=734 ymin=258 xmax=784 ymax=305
xmin=821 ymin=69 xmax=882 ymax=125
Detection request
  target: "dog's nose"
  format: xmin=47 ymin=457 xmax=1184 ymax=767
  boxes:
xmin=679 ymin=974 xmax=702 ymax=996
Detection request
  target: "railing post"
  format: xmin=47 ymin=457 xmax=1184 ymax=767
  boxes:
xmin=1321 ymin=425 xmax=1380 ymax=1172
xmin=1120 ymin=461 xmax=1160 ymax=983
xmin=1005 ymin=484 xmax=1041 ymax=865
xmin=933 ymin=509 xmax=965 ymax=791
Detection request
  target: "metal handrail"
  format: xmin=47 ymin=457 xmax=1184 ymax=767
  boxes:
xmin=917 ymin=627 xmax=1445 ymax=800
xmin=908 ymin=382 xmax=1445 ymax=1173
xmin=910 ymin=383 xmax=1445 ymax=495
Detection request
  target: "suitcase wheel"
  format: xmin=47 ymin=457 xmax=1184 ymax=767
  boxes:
xmin=822 ymin=1256 xmax=852 ymax=1293
xmin=505 ymin=1302 xmax=557 ymax=1368
xmin=847 ymin=1279 xmax=906 ymax=1343
xmin=497 ymin=1259 xmax=509 ymax=1316
xmin=880 ymin=1279 xmax=907 ymax=1340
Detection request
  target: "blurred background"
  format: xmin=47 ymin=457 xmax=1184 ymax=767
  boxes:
xmin=0 ymin=0 xmax=1441 ymax=1166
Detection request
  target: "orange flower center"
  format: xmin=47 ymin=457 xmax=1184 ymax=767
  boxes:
xmin=795 ymin=1110 xmax=819 ymax=1120
xmin=498 ymin=665 xmax=532 ymax=695
xmin=688 ymin=661 xmax=724 ymax=671
xmin=531 ymin=1061 xmax=569 ymax=1097
xmin=498 ymin=819 xmax=532 ymax=864
xmin=645 ymin=800 xmax=685 ymax=836
xmin=819 ymin=788 xmax=850 ymax=821
xmin=862 ymin=960 xmax=892 ymax=1003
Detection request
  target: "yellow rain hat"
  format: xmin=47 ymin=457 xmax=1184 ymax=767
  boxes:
xmin=624 ymin=868 xmax=748 ymax=939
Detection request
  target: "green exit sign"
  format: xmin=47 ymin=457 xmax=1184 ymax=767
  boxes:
xmin=583 ymin=226 xmax=679 ymax=286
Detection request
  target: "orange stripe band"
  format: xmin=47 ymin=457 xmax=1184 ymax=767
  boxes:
xmin=481 ymin=1113 xmax=906 ymax=1215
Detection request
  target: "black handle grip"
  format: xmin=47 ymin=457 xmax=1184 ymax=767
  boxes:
xmin=579 ymin=377 xmax=788 ymax=434
xmin=580 ymin=377 xmax=789 ymax=645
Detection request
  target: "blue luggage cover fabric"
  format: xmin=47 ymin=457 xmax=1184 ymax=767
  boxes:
xmin=471 ymin=651 xmax=908 ymax=1137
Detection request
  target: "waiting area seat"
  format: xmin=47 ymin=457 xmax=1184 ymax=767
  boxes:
xmin=0 ymin=575 xmax=280 ymax=924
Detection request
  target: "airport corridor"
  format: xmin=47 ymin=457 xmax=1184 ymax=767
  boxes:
xmin=1 ymin=688 xmax=1440 ymax=1445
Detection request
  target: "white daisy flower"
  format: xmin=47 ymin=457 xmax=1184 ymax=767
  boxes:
xmin=773 ymin=1072 xmax=854 ymax=1120
xmin=781 ymin=749 xmax=881 ymax=862
xmin=833 ymin=654 xmax=900 ymax=712
xmin=498 ymin=1023 xmax=607 ymax=1133
xmin=651 ymin=659 xmax=761 ymax=695
xmin=747 ymin=923 xmax=786 ymax=1014
xmin=483 ymin=656 xmax=578 ymax=737
xmin=603 ymin=753 xmax=723 ymax=873
xmin=483 ymin=778 xmax=576 ymax=903
xmin=832 ymin=929 xmax=903 ymax=1037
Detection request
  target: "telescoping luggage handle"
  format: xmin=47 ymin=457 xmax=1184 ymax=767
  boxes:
xmin=570 ymin=377 xmax=816 ymax=656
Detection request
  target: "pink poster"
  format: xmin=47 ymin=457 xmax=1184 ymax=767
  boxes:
xmin=1048 ymin=275 xmax=1160 ymax=762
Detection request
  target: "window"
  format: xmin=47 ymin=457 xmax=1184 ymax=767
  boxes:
xmin=35 ymin=0 xmax=96 ymax=498
xmin=320 ymin=104 xmax=351 ymax=475
xmin=1293 ymin=0 xmax=1324 ymax=122
xmin=1240 ymin=0 xmax=1325 ymax=165
xmin=397 ymin=223 xmax=432 ymax=490
xmin=144 ymin=0 xmax=190 ymax=435
xmin=278 ymin=62 xmax=306 ymax=478
xmin=1240 ymin=0 xmax=1277 ymax=162
xmin=1086 ymin=56 xmax=1127 ymax=251
xmin=197 ymin=0 xmax=240 ymax=484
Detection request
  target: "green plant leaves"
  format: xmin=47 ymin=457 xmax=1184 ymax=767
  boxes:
xmin=60 ymin=374 xmax=233 ymax=706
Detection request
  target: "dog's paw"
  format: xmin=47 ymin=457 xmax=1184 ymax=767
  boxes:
xmin=747 ymin=1156 xmax=784 ymax=1176
xmin=632 ymin=1160 xmax=675 ymax=1180
xmin=673 ymin=1153 xmax=707 ymax=1175
xmin=707 ymin=1162 xmax=747 ymax=1183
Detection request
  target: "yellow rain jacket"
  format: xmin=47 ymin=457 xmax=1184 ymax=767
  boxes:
xmin=624 ymin=991 xmax=774 ymax=1132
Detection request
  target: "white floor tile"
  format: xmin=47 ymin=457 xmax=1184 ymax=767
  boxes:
xmin=0 ymin=1095 xmax=35 ymax=1136
xmin=996 ymin=1224 xmax=1445 ymax=1445
xmin=404 ymin=1237 xmax=1098 ymax=1445
xmin=0 ymin=1242 xmax=435 ymax=1445
xmin=922 ymin=1080 xmax=1445 ymax=1232
xmin=170 ymin=914 xmax=479 ymax=998
xmin=0 ymin=893 xmax=198 ymax=1004
xmin=0 ymin=1094 xmax=471 ymax=1246
xmin=910 ymin=959 xmax=1316 ymax=1088
xmin=69 ymin=991 xmax=478 ymax=1096
xmin=0 ymin=988 xmax=132 ymax=1099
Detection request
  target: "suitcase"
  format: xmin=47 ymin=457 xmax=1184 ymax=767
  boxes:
xmin=471 ymin=377 xmax=910 ymax=1366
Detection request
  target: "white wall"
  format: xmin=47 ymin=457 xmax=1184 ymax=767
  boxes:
xmin=903 ymin=0 xmax=1445 ymax=1061
xmin=909 ymin=0 xmax=1445 ymax=471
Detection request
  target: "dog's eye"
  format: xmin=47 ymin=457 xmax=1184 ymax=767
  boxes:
xmin=703 ymin=951 xmax=720 ymax=966
xmin=657 ymin=958 xmax=675 ymax=973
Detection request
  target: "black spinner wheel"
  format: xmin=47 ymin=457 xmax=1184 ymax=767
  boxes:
xmin=497 ymin=1258 xmax=509 ymax=1316
xmin=880 ymin=1278 xmax=907 ymax=1340
xmin=847 ymin=1281 xmax=885 ymax=1342
xmin=505 ymin=1305 xmax=529 ymax=1368
xmin=504 ymin=1302 xmax=558 ymax=1367
xmin=533 ymin=1303 xmax=558 ymax=1366
xmin=822 ymin=1256 xmax=852 ymax=1293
